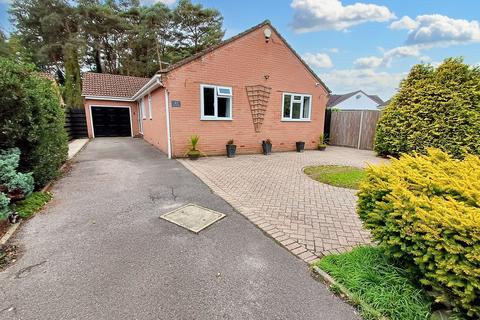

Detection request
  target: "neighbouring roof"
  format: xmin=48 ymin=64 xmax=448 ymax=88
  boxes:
xmin=81 ymin=72 xmax=150 ymax=99
xmin=158 ymin=20 xmax=331 ymax=93
xmin=327 ymin=90 xmax=384 ymax=108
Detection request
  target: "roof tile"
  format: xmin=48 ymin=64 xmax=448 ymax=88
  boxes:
xmin=82 ymin=73 xmax=150 ymax=98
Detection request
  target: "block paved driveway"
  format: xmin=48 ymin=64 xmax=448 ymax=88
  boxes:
xmin=180 ymin=147 xmax=387 ymax=262
xmin=0 ymin=138 xmax=360 ymax=320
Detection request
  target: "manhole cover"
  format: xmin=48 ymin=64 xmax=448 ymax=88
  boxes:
xmin=160 ymin=204 xmax=225 ymax=233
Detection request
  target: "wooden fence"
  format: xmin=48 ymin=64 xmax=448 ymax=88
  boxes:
xmin=65 ymin=108 xmax=88 ymax=140
xmin=326 ymin=110 xmax=381 ymax=150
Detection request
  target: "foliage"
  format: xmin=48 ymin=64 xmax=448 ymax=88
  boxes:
xmin=0 ymin=148 xmax=34 ymax=197
xmin=375 ymin=58 xmax=480 ymax=159
xmin=317 ymin=246 xmax=432 ymax=320
xmin=12 ymin=192 xmax=52 ymax=219
xmin=172 ymin=0 xmax=224 ymax=59
xmin=189 ymin=135 xmax=200 ymax=151
xmin=64 ymin=42 xmax=82 ymax=108
xmin=10 ymin=0 xmax=224 ymax=78
xmin=0 ymin=192 xmax=9 ymax=221
xmin=304 ymin=165 xmax=365 ymax=189
xmin=227 ymin=139 xmax=234 ymax=145
xmin=357 ymin=149 xmax=480 ymax=318
xmin=318 ymin=133 xmax=326 ymax=147
xmin=0 ymin=58 xmax=68 ymax=188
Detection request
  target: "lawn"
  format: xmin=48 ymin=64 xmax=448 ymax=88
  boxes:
xmin=315 ymin=246 xmax=432 ymax=320
xmin=304 ymin=165 xmax=365 ymax=189
xmin=11 ymin=192 xmax=52 ymax=219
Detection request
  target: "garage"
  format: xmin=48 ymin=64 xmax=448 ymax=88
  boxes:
xmin=91 ymin=106 xmax=132 ymax=137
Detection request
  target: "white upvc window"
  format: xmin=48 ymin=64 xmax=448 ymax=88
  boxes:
xmin=141 ymin=97 xmax=146 ymax=120
xmin=200 ymin=84 xmax=232 ymax=120
xmin=281 ymin=92 xmax=312 ymax=121
xmin=148 ymin=94 xmax=152 ymax=119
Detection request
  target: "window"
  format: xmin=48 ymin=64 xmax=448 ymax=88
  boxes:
xmin=281 ymin=93 xmax=312 ymax=121
xmin=148 ymin=94 xmax=152 ymax=119
xmin=201 ymin=84 xmax=232 ymax=120
xmin=140 ymin=97 xmax=146 ymax=120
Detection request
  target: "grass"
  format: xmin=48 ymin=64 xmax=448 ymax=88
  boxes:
xmin=304 ymin=165 xmax=365 ymax=189
xmin=11 ymin=192 xmax=52 ymax=219
xmin=316 ymin=246 xmax=432 ymax=320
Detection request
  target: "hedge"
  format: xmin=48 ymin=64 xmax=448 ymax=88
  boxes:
xmin=375 ymin=58 xmax=480 ymax=159
xmin=0 ymin=57 xmax=68 ymax=188
xmin=357 ymin=149 xmax=480 ymax=317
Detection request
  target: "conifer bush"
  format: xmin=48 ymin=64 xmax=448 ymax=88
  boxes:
xmin=375 ymin=58 xmax=480 ymax=159
xmin=357 ymin=149 xmax=480 ymax=318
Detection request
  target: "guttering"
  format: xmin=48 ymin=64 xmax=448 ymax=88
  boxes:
xmin=83 ymin=95 xmax=135 ymax=102
xmin=132 ymin=74 xmax=163 ymax=101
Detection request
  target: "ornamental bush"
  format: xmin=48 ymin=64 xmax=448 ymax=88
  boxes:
xmin=0 ymin=192 xmax=9 ymax=220
xmin=0 ymin=57 xmax=68 ymax=187
xmin=375 ymin=58 xmax=480 ymax=159
xmin=357 ymin=149 xmax=480 ymax=318
xmin=0 ymin=148 xmax=34 ymax=197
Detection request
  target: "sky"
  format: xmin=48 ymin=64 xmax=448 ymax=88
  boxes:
xmin=1 ymin=0 xmax=480 ymax=99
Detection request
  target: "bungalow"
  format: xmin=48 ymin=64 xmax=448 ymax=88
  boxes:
xmin=81 ymin=20 xmax=330 ymax=158
xmin=327 ymin=90 xmax=384 ymax=111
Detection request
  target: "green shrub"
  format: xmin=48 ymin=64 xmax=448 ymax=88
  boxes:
xmin=12 ymin=192 xmax=52 ymax=219
xmin=0 ymin=57 xmax=68 ymax=188
xmin=357 ymin=149 xmax=480 ymax=318
xmin=0 ymin=148 xmax=34 ymax=197
xmin=0 ymin=192 xmax=9 ymax=220
xmin=375 ymin=58 xmax=480 ymax=159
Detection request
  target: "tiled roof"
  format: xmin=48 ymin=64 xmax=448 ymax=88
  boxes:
xmin=81 ymin=72 xmax=150 ymax=99
xmin=327 ymin=90 xmax=384 ymax=108
xmin=158 ymin=20 xmax=331 ymax=93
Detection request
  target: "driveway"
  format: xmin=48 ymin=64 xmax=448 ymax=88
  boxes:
xmin=180 ymin=147 xmax=386 ymax=261
xmin=0 ymin=138 xmax=359 ymax=320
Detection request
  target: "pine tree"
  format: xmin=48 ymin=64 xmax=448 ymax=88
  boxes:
xmin=64 ymin=42 xmax=83 ymax=109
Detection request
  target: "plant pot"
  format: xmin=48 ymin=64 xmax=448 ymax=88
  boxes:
xmin=296 ymin=141 xmax=305 ymax=152
xmin=226 ymin=144 xmax=237 ymax=158
xmin=262 ymin=141 xmax=272 ymax=155
xmin=187 ymin=150 xmax=201 ymax=160
xmin=318 ymin=145 xmax=327 ymax=151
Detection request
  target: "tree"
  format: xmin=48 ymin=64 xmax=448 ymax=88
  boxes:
xmin=172 ymin=0 xmax=224 ymax=59
xmin=9 ymin=0 xmax=78 ymax=72
xmin=64 ymin=42 xmax=83 ymax=108
xmin=375 ymin=58 xmax=480 ymax=159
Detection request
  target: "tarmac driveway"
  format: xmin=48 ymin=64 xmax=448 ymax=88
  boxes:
xmin=0 ymin=138 xmax=359 ymax=320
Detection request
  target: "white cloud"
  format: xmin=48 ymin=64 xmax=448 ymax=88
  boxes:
xmin=390 ymin=16 xmax=418 ymax=30
xmin=320 ymin=69 xmax=406 ymax=99
xmin=390 ymin=14 xmax=480 ymax=46
xmin=303 ymin=52 xmax=334 ymax=68
xmin=354 ymin=56 xmax=383 ymax=69
xmin=354 ymin=45 xmax=420 ymax=69
xmin=291 ymin=0 xmax=395 ymax=32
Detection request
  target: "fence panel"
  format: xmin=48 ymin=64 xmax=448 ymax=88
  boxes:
xmin=65 ymin=108 xmax=88 ymax=140
xmin=327 ymin=110 xmax=380 ymax=150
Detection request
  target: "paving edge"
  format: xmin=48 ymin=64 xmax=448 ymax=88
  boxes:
xmin=1 ymin=141 xmax=89 ymax=246
xmin=178 ymin=158 xmax=321 ymax=264
xmin=312 ymin=266 xmax=389 ymax=320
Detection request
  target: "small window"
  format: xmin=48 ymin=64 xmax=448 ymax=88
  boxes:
xmin=201 ymin=84 xmax=232 ymax=120
xmin=141 ymin=97 xmax=146 ymax=119
xmin=281 ymin=93 xmax=312 ymax=121
xmin=148 ymin=94 xmax=152 ymax=119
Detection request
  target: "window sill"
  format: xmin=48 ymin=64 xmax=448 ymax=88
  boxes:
xmin=200 ymin=117 xmax=233 ymax=121
xmin=281 ymin=119 xmax=311 ymax=122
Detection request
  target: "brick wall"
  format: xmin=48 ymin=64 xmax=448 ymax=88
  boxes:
xmin=162 ymin=26 xmax=328 ymax=157
xmin=140 ymin=88 xmax=169 ymax=153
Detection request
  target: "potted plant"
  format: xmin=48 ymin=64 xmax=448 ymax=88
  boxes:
xmin=296 ymin=141 xmax=305 ymax=152
xmin=318 ymin=134 xmax=327 ymax=151
xmin=262 ymin=139 xmax=272 ymax=155
xmin=226 ymin=139 xmax=237 ymax=158
xmin=185 ymin=135 xmax=201 ymax=160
